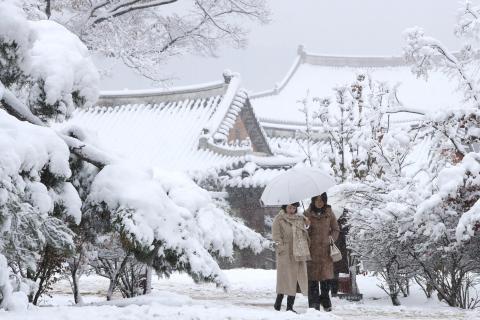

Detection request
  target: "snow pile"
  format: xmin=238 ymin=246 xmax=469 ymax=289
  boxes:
xmin=87 ymin=163 xmax=267 ymax=287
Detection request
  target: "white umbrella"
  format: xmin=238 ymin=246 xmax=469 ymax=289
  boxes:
xmin=260 ymin=167 xmax=335 ymax=206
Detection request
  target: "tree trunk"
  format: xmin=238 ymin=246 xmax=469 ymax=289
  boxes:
xmin=144 ymin=266 xmax=152 ymax=294
xmin=106 ymin=279 xmax=116 ymax=301
xmin=45 ymin=0 xmax=51 ymax=18
xmin=72 ymin=269 xmax=83 ymax=304
xmin=390 ymin=293 xmax=401 ymax=306
xmin=32 ymin=276 xmax=45 ymax=305
xmin=350 ymin=266 xmax=359 ymax=294
xmin=426 ymin=282 xmax=433 ymax=298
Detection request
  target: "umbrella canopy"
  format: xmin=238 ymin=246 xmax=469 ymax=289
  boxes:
xmin=260 ymin=167 xmax=335 ymax=206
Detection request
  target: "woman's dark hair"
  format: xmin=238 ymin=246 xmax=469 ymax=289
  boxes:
xmin=281 ymin=202 xmax=300 ymax=213
xmin=309 ymin=192 xmax=328 ymax=211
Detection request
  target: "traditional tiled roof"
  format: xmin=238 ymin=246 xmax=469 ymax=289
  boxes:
xmin=66 ymin=74 xmax=277 ymax=174
xmin=250 ymin=45 xmax=462 ymax=131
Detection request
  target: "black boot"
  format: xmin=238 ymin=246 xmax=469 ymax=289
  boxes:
xmin=308 ymin=280 xmax=320 ymax=310
xmin=320 ymin=281 xmax=332 ymax=312
xmin=286 ymin=295 xmax=297 ymax=313
xmin=274 ymin=294 xmax=284 ymax=311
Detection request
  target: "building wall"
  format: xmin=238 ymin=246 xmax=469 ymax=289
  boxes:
xmin=228 ymin=114 xmax=252 ymax=147
xmin=221 ymin=186 xmax=279 ymax=269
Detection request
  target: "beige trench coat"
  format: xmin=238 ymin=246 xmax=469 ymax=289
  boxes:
xmin=271 ymin=210 xmax=309 ymax=296
xmin=304 ymin=206 xmax=340 ymax=281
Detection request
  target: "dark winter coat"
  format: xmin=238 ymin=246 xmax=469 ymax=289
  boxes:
xmin=334 ymin=212 xmax=350 ymax=275
xmin=304 ymin=205 xmax=340 ymax=281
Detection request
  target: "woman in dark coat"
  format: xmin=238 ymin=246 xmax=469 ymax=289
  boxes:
xmin=304 ymin=192 xmax=339 ymax=311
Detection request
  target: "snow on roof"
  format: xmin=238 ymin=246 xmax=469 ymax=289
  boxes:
xmin=220 ymin=154 xmax=305 ymax=189
xmin=224 ymin=167 xmax=288 ymax=189
xmin=250 ymin=46 xmax=463 ymax=125
xmin=268 ymin=136 xmax=324 ymax=159
xmin=67 ymin=77 xmax=256 ymax=173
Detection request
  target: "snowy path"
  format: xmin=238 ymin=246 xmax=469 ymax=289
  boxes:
xmin=1 ymin=269 xmax=478 ymax=320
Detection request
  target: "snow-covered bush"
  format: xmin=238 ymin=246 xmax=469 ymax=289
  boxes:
xmin=84 ymin=165 xmax=267 ymax=288
xmin=397 ymin=1 xmax=480 ymax=308
xmin=339 ymin=126 xmax=419 ymax=306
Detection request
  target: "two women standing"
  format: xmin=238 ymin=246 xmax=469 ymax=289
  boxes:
xmin=272 ymin=193 xmax=339 ymax=312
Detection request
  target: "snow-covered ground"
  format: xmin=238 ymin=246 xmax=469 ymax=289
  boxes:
xmin=1 ymin=269 xmax=478 ymax=320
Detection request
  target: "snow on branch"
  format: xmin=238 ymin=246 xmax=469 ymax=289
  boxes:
xmin=455 ymin=1 xmax=480 ymax=40
xmin=50 ymin=0 xmax=268 ymax=81
xmin=403 ymin=27 xmax=480 ymax=106
xmin=0 ymin=81 xmax=112 ymax=168
xmin=91 ymin=0 xmax=179 ymax=25
xmin=0 ymin=3 xmax=99 ymax=121
xmin=86 ymin=165 xmax=267 ymax=287
xmin=0 ymin=82 xmax=44 ymax=126
xmin=415 ymin=152 xmax=480 ymax=242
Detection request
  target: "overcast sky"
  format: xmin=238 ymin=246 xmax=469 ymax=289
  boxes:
xmin=99 ymin=0 xmax=463 ymax=92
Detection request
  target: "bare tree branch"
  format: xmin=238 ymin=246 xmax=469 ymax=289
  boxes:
xmin=92 ymin=0 xmax=178 ymax=25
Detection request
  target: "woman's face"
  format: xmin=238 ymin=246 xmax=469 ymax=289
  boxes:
xmin=314 ymin=197 xmax=325 ymax=209
xmin=286 ymin=204 xmax=297 ymax=215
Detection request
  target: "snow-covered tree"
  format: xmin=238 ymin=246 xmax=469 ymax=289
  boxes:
xmin=400 ymin=0 xmax=480 ymax=308
xmin=1 ymin=1 xmax=267 ymax=308
xmin=297 ymin=75 xmax=410 ymax=303
xmin=297 ymin=74 xmax=401 ymax=182
xmin=23 ymin=0 xmax=269 ymax=82
xmin=340 ymin=127 xmax=419 ymax=306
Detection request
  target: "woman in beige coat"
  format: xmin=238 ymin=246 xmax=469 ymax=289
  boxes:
xmin=304 ymin=192 xmax=339 ymax=311
xmin=271 ymin=202 xmax=311 ymax=312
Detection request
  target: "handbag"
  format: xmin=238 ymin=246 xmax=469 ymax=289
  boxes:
xmin=329 ymin=236 xmax=342 ymax=263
